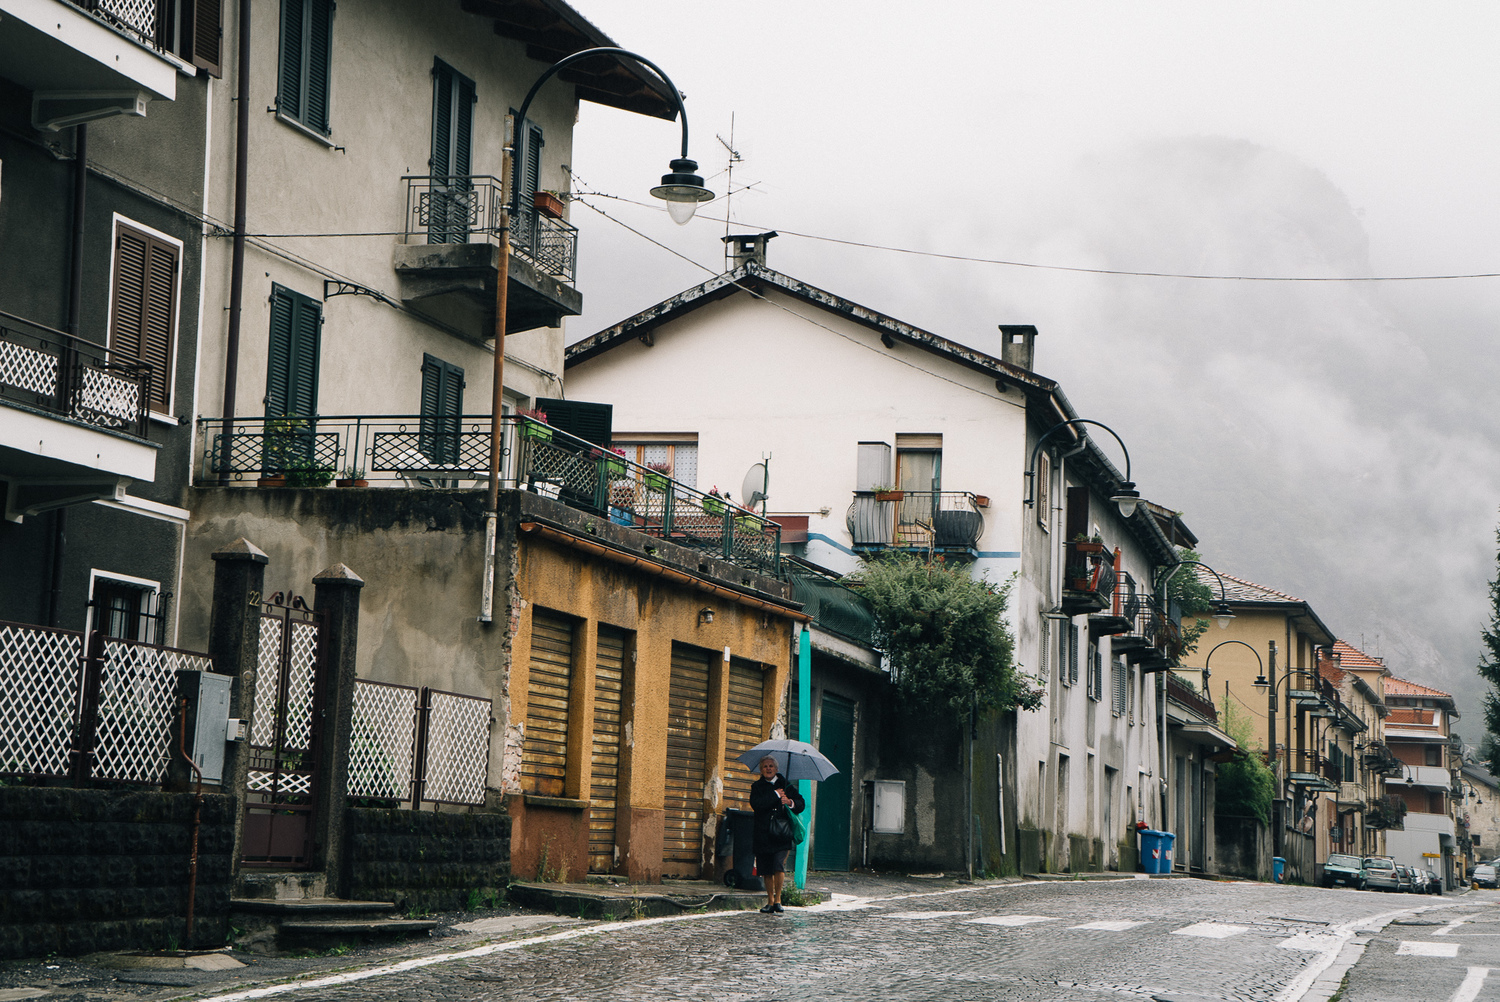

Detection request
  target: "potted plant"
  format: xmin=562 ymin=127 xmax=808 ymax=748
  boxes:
xmin=259 ymin=417 xmax=307 ymax=486
xmin=517 ymin=406 xmax=551 ymax=442
xmin=533 ymin=189 xmax=567 ymax=219
xmin=599 ymin=447 xmax=628 ymax=480
xmin=872 ymin=485 xmax=905 ymax=502
xmin=972 ymin=494 xmax=990 ymax=509
xmin=703 ymin=487 xmax=727 ymax=517
xmin=1072 ymin=532 xmax=1106 ymax=555
xmin=643 ymin=461 xmax=671 ymax=492
xmin=285 ymin=456 xmax=335 ymax=488
xmin=336 ymin=465 xmax=368 ymax=488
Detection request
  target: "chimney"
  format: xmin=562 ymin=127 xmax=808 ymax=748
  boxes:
xmin=723 ymin=231 xmax=777 ymax=270
xmin=999 ymin=325 xmax=1038 ymax=370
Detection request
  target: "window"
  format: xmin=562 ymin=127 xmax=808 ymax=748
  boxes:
xmin=156 ymin=0 xmax=223 ymax=76
xmin=419 ymin=354 xmax=464 ymax=463
xmin=1067 ymin=625 xmax=1079 ymax=686
xmin=895 ymin=433 xmax=941 ymax=546
xmin=615 ymin=437 xmax=698 ymax=488
xmin=1036 ymin=449 xmax=1051 ymax=528
xmin=1087 ymin=643 xmax=1102 ymax=701
xmin=109 ymin=221 xmax=180 ymax=415
xmin=1038 ymin=619 xmax=1050 ymax=678
xmin=266 ymin=284 xmax=322 ymax=418
xmin=277 ymin=0 xmax=334 ymax=135
xmin=1425 ymin=744 xmax=1442 ymax=767
xmin=88 ymin=572 xmax=163 ymax=644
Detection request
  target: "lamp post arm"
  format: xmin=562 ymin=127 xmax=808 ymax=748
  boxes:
xmin=1025 ymin=418 xmax=1133 ymax=507
xmin=1156 ymin=558 xmax=1229 ymax=609
xmin=514 ymin=47 xmax=691 ymax=169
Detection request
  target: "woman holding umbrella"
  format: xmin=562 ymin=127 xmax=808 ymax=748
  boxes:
xmin=750 ymin=754 xmax=805 ymax=914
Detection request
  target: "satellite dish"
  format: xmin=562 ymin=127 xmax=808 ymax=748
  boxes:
xmin=741 ymin=458 xmax=769 ymax=512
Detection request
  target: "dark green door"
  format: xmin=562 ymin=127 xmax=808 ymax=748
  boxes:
xmin=812 ymin=694 xmax=855 ymax=871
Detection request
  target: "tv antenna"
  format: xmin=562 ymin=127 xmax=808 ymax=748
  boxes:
xmin=717 ymin=115 xmax=743 ymax=256
xmin=740 ymin=454 xmax=770 ymax=515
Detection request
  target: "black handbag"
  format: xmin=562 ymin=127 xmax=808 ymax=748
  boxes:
xmin=768 ymin=811 xmax=795 ymax=845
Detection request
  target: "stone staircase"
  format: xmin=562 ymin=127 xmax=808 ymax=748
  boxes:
xmin=231 ymin=872 xmax=438 ymax=953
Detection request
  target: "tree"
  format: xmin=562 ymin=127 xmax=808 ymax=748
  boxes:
xmin=1477 ymin=525 xmax=1500 ymax=777
xmin=850 ymin=554 xmax=1038 ymax=713
xmin=1215 ymin=696 xmax=1275 ymax=825
xmin=1170 ymin=548 xmax=1216 ymax=661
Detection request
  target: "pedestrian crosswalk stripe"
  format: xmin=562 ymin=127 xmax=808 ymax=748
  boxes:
xmin=968 ymin=915 xmax=1056 ymax=927
xmin=1398 ymin=941 xmax=1460 ymax=957
xmin=881 ymin=911 xmax=974 ymax=920
xmin=1070 ymin=920 xmax=1147 ymax=932
xmin=1450 ymin=967 xmax=1491 ymax=1002
xmin=1172 ymin=922 xmax=1249 ymax=939
xmin=1278 ymin=933 xmax=1344 ymax=952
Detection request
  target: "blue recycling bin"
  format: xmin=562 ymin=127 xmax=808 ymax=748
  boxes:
xmin=1273 ymin=856 xmax=1286 ymax=883
xmin=1140 ymin=829 xmax=1176 ymax=874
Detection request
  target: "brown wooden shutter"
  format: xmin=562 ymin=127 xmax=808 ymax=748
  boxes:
xmin=190 ymin=0 xmax=222 ymax=77
xmin=109 ymin=224 xmax=178 ymax=414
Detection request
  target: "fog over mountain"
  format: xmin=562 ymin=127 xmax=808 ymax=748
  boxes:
xmin=560 ymin=3 xmax=1500 ymax=736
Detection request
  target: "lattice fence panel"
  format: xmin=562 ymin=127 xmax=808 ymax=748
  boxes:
xmin=421 ymin=690 xmax=492 ymax=805
xmin=371 ymin=429 xmax=490 ymax=473
xmin=283 ymin=620 xmax=319 ymax=750
xmin=251 ymin=616 xmax=283 ymax=747
xmin=73 ymin=366 xmax=140 ymax=428
xmin=92 ymin=641 xmax=213 ymax=784
xmin=0 ymin=339 xmax=58 ymax=397
xmin=348 ymin=680 xmax=418 ymax=801
xmin=0 ymin=622 xmax=83 ymax=778
xmin=92 ymin=0 xmax=159 ymax=42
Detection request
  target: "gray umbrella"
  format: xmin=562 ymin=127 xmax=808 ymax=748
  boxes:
xmin=737 ymin=738 xmax=839 ymax=782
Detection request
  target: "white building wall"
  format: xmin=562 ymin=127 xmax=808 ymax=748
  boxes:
xmin=1385 ymin=812 xmax=1453 ymax=873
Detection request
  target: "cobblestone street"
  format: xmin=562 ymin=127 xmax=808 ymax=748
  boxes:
xmin=170 ymin=880 xmax=1497 ymax=1002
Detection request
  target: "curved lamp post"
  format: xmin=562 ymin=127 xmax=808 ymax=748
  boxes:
xmin=481 ymin=49 xmax=712 ymax=623
xmin=1156 ymin=559 xmax=1235 ymax=630
xmin=1252 ymin=643 xmax=1336 ymax=803
xmin=1199 ymin=637 xmax=1263 ymax=695
xmin=513 ymin=47 xmax=713 ymax=224
xmin=1025 ymin=418 xmax=1141 ymax=519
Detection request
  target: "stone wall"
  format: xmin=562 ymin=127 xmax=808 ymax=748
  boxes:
xmin=344 ymin=808 xmax=510 ymax=912
xmin=1215 ymin=814 xmax=1272 ymax=881
xmin=0 ymin=788 xmax=235 ymax=959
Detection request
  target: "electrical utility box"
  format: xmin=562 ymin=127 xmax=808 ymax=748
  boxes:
xmin=178 ymin=670 xmax=233 ymax=783
xmin=871 ymin=780 xmax=906 ymax=834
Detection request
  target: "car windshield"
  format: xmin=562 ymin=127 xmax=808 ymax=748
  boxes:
xmin=1365 ymin=858 xmax=1394 ymax=870
xmin=1328 ymin=855 xmax=1361 ymax=867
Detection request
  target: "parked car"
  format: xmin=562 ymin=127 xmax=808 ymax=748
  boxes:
xmin=1473 ymin=863 xmax=1498 ymax=889
xmin=1423 ymin=868 xmax=1444 ymax=895
xmin=1403 ymin=866 xmax=1426 ymax=894
xmin=1395 ymin=865 xmax=1419 ymax=892
xmin=1363 ymin=856 xmax=1402 ymax=891
xmin=1322 ymin=853 xmax=1367 ymax=889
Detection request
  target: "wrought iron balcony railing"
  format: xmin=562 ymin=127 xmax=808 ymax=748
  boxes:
xmin=195 ymin=414 xmax=781 ymax=576
xmin=1165 ymin=671 xmax=1218 ymax=723
xmin=846 ymin=490 xmax=984 ymax=551
xmin=1114 ymin=571 xmax=1184 ymax=664
xmin=0 ymin=310 xmax=152 ymax=438
xmin=402 ymin=176 xmax=578 ymax=284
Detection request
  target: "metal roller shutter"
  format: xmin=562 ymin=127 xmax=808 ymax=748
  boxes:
xmin=589 ymin=626 xmax=628 ymax=873
xmin=721 ymin=658 xmax=766 ymax=811
xmin=522 ymin=609 xmax=572 ymax=797
xmin=664 ymin=644 xmax=711 ymax=875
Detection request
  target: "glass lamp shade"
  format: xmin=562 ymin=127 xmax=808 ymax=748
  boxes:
xmin=1213 ymin=602 xmax=1235 ymax=628
xmin=1111 ymin=482 xmax=1141 ymax=519
xmin=650 ymin=158 xmax=713 ymax=225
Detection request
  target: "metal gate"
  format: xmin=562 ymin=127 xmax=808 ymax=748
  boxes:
xmin=241 ymin=594 xmax=326 ymax=868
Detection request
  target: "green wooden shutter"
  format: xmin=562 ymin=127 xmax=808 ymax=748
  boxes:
xmin=454 ymin=76 xmax=474 ymax=177
xmin=277 ymin=0 xmax=303 ymax=121
xmin=522 ymin=123 xmax=543 ymax=204
xmin=430 ymin=62 xmax=452 ymax=178
xmin=266 ymin=284 xmax=321 ymax=419
xmin=305 ymin=0 xmax=333 ymax=133
xmin=536 ymin=398 xmax=612 ymax=447
xmin=420 ymin=354 xmax=464 ymax=463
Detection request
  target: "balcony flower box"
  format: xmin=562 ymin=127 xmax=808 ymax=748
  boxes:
xmin=703 ymin=494 xmax=726 ymax=517
xmin=644 ymin=463 xmax=671 ymax=492
xmin=1072 ymin=540 xmax=1106 ymax=555
xmin=257 ymin=474 xmax=287 ymax=488
xmin=335 ymin=478 xmax=369 ymax=488
xmin=534 ymin=190 xmax=566 ymax=219
xmin=874 ymin=490 xmax=904 ymax=502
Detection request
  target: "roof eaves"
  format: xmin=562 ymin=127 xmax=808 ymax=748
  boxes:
xmin=565 ymin=267 xmax=751 ymax=367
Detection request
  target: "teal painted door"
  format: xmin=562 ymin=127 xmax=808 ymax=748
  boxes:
xmin=812 ymin=694 xmax=855 ymax=871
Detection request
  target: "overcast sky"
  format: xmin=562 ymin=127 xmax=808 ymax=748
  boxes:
xmin=559 ymin=2 xmax=1500 ymax=733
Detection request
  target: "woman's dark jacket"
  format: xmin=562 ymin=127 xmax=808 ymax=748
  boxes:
xmin=750 ymin=773 xmax=806 ymax=853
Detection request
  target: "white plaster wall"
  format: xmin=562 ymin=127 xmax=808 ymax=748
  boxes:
xmin=1385 ymin=812 xmax=1453 ymax=873
xmin=196 ymin=0 xmax=574 ymax=431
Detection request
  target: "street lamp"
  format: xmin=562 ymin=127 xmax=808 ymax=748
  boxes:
xmin=1024 ymin=418 xmax=1142 ymax=521
xmin=479 ymin=48 xmax=712 ymax=623
xmin=1198 ymin=638 xmax=1263 ymax=700
xmin=1156 ymin=559 xmax=1235 ymax=630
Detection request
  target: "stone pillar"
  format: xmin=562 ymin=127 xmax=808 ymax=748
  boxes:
xmin=311 ymin=563 xmax=364 ymax=896
xmin=208 ymin=538 xmax=269 ymax=881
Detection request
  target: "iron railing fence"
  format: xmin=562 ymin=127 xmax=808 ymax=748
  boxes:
xmin=347 ymin=680 xmax=491 ymax=808
xmin=0 ymin=309 xmax=152 ymax=438
xmin=788 ymin=569 xmax=878 ymax=649
xmin=847 ymin=490 xmax=984 ymax=550
xmin=0 ymin=618 xmax=215 ymax=785
xmin=197 ymin=415 xmax=784 ymax=577
xmin=1165 ymin=671 xmax=1218 ymax=723
xmin=1065 ymin=539 xmax=1118 ymax=602
xmin=1115 ymin=571 xmax=1183 ymax=664
xmin=402 ymin=175 xmax=578 ymax=283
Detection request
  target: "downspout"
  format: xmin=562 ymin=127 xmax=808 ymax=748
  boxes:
xmin=794 ymin=625 xmax=811 ymax=889
xmin=48 ymin=124 xmax=89 ymax=627
xmin=220 ymin=0 xmax=252 ymax=478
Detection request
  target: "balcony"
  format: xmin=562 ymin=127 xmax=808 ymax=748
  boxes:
xmin=0 ymin=0 xmax=179 ymax=130
xmin=0 ymin=311 xmax=157 ymax=520
xmin=393 ymin=176 xmax=582 ymax=341
xmin=195 ymin=413 xmax=781 ymax=577
xmin=1288 ymin=750 xmax=1341 ymax=793
xmin=1165 ymin=672 xmax=1218 ymax=723
xmin=847 ymin=490 xmax=984 ymax=554
xmin=1055 ymin=540 xmax=1116 ymax=618
xmin=1361 ymin=741 xmax=1405 ymax=778
xmin=1093 ymin=570 xmax=1181 ymax=671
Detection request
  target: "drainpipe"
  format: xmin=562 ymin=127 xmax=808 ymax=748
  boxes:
xmin=794 ymin=624 xmax=811 ymax=889
xmin=220 ymin=0 xmax=252 ymax=477
xmin=479 ymin=117 xmax=513 ymax=623
xmin=48 ymin=124 xmax=88 ymax=627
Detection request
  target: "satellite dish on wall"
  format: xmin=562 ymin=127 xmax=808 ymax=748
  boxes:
xmin=741 ymin=458 xmax=770 ymax=513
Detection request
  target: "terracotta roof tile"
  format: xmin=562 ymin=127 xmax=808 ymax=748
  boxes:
xmin=1327 ymin=640 xmax=1384 ymax=673
xmin=1385 ymin=675 xmax=1454 ymax=699
xmin=1196 ymin=567 xmax=1303 ymax=604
